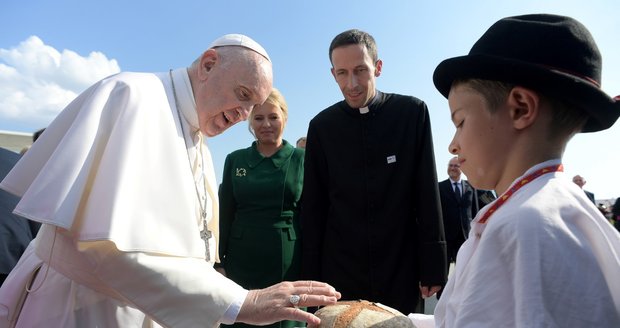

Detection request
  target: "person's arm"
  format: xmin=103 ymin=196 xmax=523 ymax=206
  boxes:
xmin=79 ymin=240 xmax=246 ymax=327
xmin=413 ymin=102 xmax=447 ymax=292
xmin=80 ymin=240 xmax=341 ymax=327
xmin=300 ymin=122 xmax=328 ymax=280
xmin=216 ymin=154 xmax=236 ymax=273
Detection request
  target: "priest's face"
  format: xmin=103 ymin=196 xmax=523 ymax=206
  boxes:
xmin=194 ymin=48 xmax=273 ymax=137
xmin=331 ymin=44 xmax=382 ymax=109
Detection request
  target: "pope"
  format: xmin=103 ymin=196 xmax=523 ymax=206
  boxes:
xmin=0 ymin=34 xmax=340 ymax=328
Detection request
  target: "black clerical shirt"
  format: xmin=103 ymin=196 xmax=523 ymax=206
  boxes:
xmin=300 ymin=90 xmax=447 ymax=314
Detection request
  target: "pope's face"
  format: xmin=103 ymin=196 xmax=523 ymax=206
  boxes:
xmin=194 ymin=49 xmax=273 ymax=137
xmin=331 ymin=44 xmax=382 ymax=109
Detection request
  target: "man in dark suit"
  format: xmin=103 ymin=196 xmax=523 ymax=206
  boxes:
xmin=572 ymin=174 xmax=596 ymax=204
xmin=0 ymin=147 xmax=40 ymax=286
xmin=439 ymin=157 xmax=495 ymax=263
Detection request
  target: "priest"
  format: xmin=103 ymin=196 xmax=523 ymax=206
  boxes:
xmin=301 ymin=29 xmax=447 ymax=315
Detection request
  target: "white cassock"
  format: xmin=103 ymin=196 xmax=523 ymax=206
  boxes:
xmin=410 ymin=160 xmax=620 ymax=327
xmin=0 ymin=68 xmax=247 ymax=328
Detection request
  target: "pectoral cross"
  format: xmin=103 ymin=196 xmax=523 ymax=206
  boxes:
xmin=200 ymin=211 xmax=212 ymax=262
xmin=200 ymin=226 xmax=212 ymax=262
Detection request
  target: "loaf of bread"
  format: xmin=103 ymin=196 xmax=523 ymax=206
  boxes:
xmin=314 ymin=300 xmax=416 ymax=328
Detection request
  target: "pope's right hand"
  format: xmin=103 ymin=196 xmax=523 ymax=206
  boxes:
xmin=235 ymin=280 xmax=341 ymax=326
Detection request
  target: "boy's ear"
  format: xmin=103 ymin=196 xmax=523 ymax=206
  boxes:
xmin=507 ymin=87 xmax=540 ymax=130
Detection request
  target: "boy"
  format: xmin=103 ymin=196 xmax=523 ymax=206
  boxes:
xmin=410 ymin=14 xmax=620 ymax=327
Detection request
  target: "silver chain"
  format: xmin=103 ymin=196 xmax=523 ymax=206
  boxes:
xmin=169 ymin=69 xmax=211 ymax=260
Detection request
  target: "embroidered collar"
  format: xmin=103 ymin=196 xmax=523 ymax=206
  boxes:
xmin=477 ymin=159 xmax=563 ymax=224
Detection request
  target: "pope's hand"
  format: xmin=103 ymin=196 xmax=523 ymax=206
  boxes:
xmin=235 ymin=280 xmax=341 ymax=326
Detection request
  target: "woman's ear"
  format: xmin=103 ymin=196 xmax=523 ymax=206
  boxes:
xmin=507 ymin=86 xmax=540 ymax=130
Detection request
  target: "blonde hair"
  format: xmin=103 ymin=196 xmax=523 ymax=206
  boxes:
xmin=248 ymin=88 xmax=288 ymax=137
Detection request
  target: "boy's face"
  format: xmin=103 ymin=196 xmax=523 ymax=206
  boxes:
xmin=447 ymin=83 xmax=513 ymax=191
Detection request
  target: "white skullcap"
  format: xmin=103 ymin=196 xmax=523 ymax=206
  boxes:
xmin=209 ymin=34 xmax=271 ymax=62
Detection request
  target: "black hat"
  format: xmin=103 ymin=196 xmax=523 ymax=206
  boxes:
xmin=433 ymin=14 xmax=620 ymax=132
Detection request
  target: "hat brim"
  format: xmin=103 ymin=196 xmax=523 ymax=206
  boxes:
xmin=433 ymin=54 xmax=618 ymax=132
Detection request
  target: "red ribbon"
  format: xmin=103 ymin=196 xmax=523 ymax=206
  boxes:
xmin=479 ymin=164 xmax=564 ymax=224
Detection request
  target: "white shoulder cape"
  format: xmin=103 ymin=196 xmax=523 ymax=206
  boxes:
xmin=0 ymin=70 xmax=210 ymax=258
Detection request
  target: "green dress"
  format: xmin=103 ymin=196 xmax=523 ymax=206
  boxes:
xmin=218 ymin=140 xmax=305 ymax=328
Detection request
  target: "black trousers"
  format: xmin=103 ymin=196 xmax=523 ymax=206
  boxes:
xmin=446 ymin=237 xmax=465 ymax=263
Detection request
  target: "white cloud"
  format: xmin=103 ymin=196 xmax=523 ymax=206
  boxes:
xmin=0 ymin=36 xmax=121 ymax=129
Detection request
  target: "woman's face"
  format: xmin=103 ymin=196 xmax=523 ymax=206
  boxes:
xmin=250 ymin=102 xmax=285 ymax=145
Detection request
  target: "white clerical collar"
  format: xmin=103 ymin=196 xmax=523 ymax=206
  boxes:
xmin=170 ymin=68 xmax=199 ymax=133
xmin=358 ymin=90 xmax=380 ymax=114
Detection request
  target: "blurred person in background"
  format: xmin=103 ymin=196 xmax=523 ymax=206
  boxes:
xmin=439 ymin=156 xmax=495 ymax=264
xmin=612 ymin=198 xmax=620 ymax=232
xmin=1 ymin=129 xmax=44 ymax=286
xmin=572 ymin=174 xmax=596 ymax=204
xmin=296 ymin=136 xmax=306 ymax=149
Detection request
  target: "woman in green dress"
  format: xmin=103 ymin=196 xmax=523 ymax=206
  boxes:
xmin=217 ymin=89 xmax=305 ymax=328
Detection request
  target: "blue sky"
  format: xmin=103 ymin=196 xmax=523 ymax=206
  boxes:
xmin=1 ymin=0 xmax=619 ymax=200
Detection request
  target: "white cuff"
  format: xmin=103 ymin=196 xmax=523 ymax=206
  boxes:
xmin=408 ymin=313 xmax=435 ymax=328
xmin=221 ymin=288 xmax=249 ymax=324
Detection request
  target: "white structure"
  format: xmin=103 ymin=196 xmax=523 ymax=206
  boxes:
xmin=0 ymin=130 xmax=33 ymax=153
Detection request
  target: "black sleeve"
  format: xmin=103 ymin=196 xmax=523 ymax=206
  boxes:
xmin=413 ymin=102 xmax=448 ymax=287
xmin=299 ymin=120 xmax=329 ymax=280
xmin=216 ymin=154 xmax=236 ymax=268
